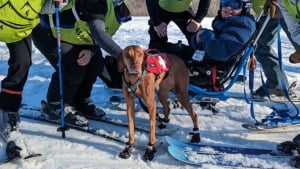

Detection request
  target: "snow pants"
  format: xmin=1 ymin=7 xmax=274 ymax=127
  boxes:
xmin=32 ymin=26 xmax=104 ymax=106
xmin=0 ymin=37 xmax=32 ymax=112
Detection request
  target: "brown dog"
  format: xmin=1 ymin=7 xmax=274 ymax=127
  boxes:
xmin=118 ymin=45 xmax=199 ymax=161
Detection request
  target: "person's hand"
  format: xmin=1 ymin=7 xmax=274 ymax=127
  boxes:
xmin=77 ymin=50 xmax=92 ymax=66
xmin=195 ymin=29 xmax=204 ymax=43
xmin=186 ymin=19 xmax=201 ymax=33
xmin=263 ymin=0 xmax=281 ymax=19
xmin=154 ymin=22 xmax=168 ymax=38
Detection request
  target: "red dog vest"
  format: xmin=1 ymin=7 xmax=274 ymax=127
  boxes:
xmin=145 ymin=50 xmax=171 ymax=75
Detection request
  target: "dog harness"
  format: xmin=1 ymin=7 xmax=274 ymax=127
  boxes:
xmin=122 ymin=49 xmax=171 ymax=97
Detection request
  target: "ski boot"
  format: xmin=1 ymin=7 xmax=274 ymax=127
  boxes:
xmin=76 ymin=98 xmax=106 ymax=119
xmin=0 ymin=110 xmax=23 ymax=160
xmin=41 ymin=100 xmax=89 ymax=128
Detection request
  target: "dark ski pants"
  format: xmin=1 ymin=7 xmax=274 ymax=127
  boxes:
xmin=255 ymin=17 xmax=300 ymax=89
xmin=32 ymin=26 xmax=104 ymax=106
xmin=0 ymin=36 xmax=32 ymax=112
xmin=148 ymin=8 xmax=195 ymax=61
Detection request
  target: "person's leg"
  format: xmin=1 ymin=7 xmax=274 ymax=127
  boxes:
xmin=254 ymin=17 xmax=288 ymax=96
xmin=0 ymin=37 xmax=32 ymax=112
xmin=76 ymin=49 xmax=106 ymax=117
xmin=98 ymin=56 xmax=123 ymax=89
xmin=148 ymin=8 xmax=171 ymax=50
xmin=280 ymin=18 xmax=300 ymax=63
xmin=32 ymin=26 xmax=58 ymax=68
xmin=0 ymin=36 xmax=32 ymax=158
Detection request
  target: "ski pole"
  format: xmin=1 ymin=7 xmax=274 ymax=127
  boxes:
xmin=54 ymin=0 xmax=68 ymax=138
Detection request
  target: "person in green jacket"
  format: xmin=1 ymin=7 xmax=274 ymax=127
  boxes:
xmin=0 ymin=0 xmax=46 ymax=160
xmin=146 ymin=0 xmax=211 ymax=62
xmin=251 ymin=0 xmax=299 ymax=98
xmin=31 ymin=0 xmax=131 ymax=125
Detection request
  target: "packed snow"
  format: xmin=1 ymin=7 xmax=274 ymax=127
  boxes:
xmin=0 ymin=16 xmax=299 ymax=169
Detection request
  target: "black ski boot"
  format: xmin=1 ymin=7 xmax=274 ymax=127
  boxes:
xmin=189 ymin=128 xmax=201 ymax=143
xmin=76 ymin=98 xmax=106 ymax=118
xmin=142 ymin=144 xmax=156 ymax=162
xmin=6 ymin=141 xmax=22 ymax=161
xmin=0 ymin=110 xmax=24 ymax=160
xmin=119 ymin=143 xmax=133 ymax=159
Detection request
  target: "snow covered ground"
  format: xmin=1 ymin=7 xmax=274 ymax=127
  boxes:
xmin=0 ymin=16 xmax=300 ymax=169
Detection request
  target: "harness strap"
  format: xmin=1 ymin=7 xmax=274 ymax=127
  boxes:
xmin=122 ymin=70 xmax=147 ymax=97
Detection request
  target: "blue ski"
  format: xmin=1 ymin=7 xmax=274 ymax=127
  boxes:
xmin=165 ymin=136 xmax=288 ymax=156
xmin=168 ymin=145 xmax=266 ymax=168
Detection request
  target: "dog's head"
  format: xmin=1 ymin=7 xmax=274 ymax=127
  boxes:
xmin=118 ymin=45 xmax=145 ymax=76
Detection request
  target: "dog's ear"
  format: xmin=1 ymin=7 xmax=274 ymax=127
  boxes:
xmin=117 ymin=51 xmax=125 ymax=72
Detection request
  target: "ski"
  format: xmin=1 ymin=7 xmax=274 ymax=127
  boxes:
xmin=110 ymin=95 xmax=221 ymax=116
xmin=242 ymin=123 xmax=300 ymax=133
xmin=19 ymin=113 xmax=128 ymax=144
xmin=165 ymin=136 xmax=288 ymax=156
xmin=20 ymin=104 xmax=179 ymax=136
xmin=168 ymin=145 xmax=269 ymax=168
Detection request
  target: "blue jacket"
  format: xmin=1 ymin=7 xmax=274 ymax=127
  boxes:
xmin=191 ymin=13 xmax=256 ymax=61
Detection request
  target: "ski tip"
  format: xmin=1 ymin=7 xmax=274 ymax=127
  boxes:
xmin=241 ymin=124 xmax=260 ymax=130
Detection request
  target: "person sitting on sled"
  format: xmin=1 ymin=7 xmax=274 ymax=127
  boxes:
xmin=189 ymin=0 xmax=256 ymax=89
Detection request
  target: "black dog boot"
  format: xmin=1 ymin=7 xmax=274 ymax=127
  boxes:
xmin=290 ymin=156 xmax=300 ymax=168
xmin=142 ymin=144 xmax=156 ymax=162
xmin=119 ymin=142 xmax=133 ymax=159
xmin=277 ymin=141 xmax=298 ymax=155
xmin=189 ymin=128 xmax=201 ymax=143
xmin=157 ymin=115 xmax=170 ymax=129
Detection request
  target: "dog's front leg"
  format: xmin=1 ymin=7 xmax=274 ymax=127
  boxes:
xmin=119 ymin=93 xmax=135 ymax=159
xmin=126 ymin=96 xmax=135 ymax=145
xmin=142 ymin=96 xmax=157 ymax=162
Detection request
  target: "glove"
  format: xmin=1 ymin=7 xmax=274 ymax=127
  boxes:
xmin=263 ymin=0 xmax=281 ymax=19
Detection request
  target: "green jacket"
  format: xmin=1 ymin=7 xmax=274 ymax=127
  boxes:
xmin=159 ymin=0 xmax=192 ymax=13
xmin=251 ymin=0 xmax=265 ymax=14
xmin=0 ymin=0 xmax=45 ymax=43
xmin=49 ymin=0 xmax=121 ymax=45
xmin=281 ymin=0 xmax=300 ymax=22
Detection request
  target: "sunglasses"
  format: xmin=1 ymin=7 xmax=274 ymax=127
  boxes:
xmin=221 ymin=1 xmax=243 ymax=10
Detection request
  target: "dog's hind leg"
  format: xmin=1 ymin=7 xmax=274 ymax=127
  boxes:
xmin=176 ymin=89 xmax=201 ymax=143
xmin=157 ymin=88 xmax=171 ymax=129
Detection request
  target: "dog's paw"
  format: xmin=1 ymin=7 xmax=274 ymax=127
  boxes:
xmin=189 ymin=128 xmax=201 ymax=143
xmin=142 ymin=146 xmax=156 ymax=162
xmin=157 ymin=117 xmax=170 ymax=129
xmin=119 ymin=144 xmax=133 ymax=159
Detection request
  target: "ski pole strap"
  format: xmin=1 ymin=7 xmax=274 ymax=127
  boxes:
xmin=276 ymin=19 xmax=300 ymax=117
